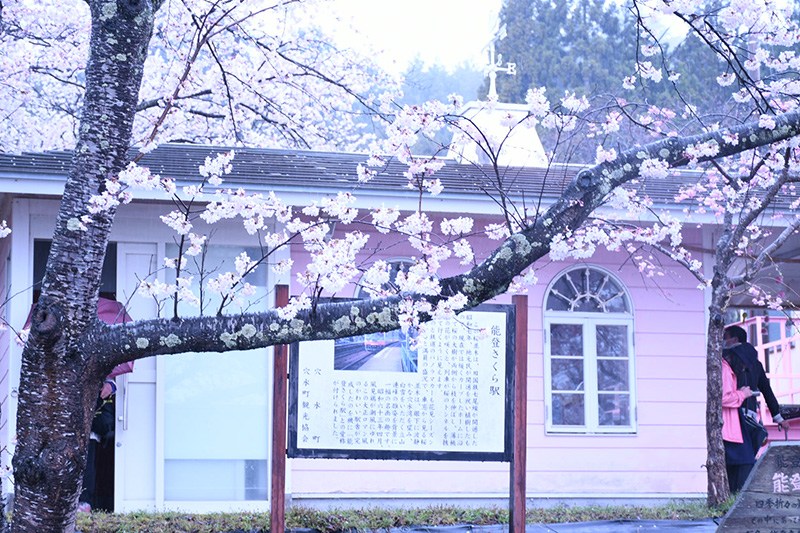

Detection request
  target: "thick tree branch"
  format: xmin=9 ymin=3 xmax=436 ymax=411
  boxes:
xmin=94 ymin=109 xmax=800 ymax=371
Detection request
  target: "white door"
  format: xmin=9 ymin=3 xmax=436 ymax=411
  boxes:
xmin=114 ymin=243 xmax=159 ymax=511
xmin=115 ymin=242 xmax=273 ymax=512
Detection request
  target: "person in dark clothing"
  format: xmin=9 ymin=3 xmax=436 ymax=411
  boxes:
xmin=722 ymin=324 xmax=789 ymax=493
xmin=78 ymin=383 xmax=116 ymax=513
xmin=723 ymin=325 xmax=789 ymax=430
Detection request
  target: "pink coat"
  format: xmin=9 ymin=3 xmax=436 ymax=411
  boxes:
xmin=722 ymin=358 xmax=749 ymax=443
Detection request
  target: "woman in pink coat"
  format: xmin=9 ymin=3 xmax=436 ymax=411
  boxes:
xmin=722 ymin=356 xmax=757 ymax=493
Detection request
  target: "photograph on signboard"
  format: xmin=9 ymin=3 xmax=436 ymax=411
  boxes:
xmin=333 ymin=329 xmax=418 ymax=373
xmin=288 ymin=303 xmax=514 ymax=461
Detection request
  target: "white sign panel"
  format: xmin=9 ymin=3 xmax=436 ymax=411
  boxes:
xmin=289 ymin=305 xmax=513 ymax=461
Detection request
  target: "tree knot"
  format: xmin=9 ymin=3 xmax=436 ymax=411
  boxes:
xmin=576 ymin=169 xmax=593 ymax=189
xmin=30 ymin=299 xmax=63 ymax=347
xmin=39 ymin=438 xmax=73 ymax=471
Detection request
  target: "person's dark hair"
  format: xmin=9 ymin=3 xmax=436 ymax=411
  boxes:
xmin=725 ymin=325 xmax=747 ymax=343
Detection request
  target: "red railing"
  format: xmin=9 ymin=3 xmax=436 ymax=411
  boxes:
xmin=734 ymin=315 xmax=800 ymax=442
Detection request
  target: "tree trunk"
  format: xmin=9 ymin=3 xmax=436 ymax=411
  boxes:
xmin=705 ymin=229 xmax=737 ymax=507
xmin=705 ymin=306 xmax=729 ymax=506
xmin=12 ymin=307 xmax=100 ymax=533
xmin=10 ymin=2 xmax=155 ymax=532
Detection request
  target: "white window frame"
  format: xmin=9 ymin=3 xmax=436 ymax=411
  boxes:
xmin=543 ymin=266 xmax=637 ymax=435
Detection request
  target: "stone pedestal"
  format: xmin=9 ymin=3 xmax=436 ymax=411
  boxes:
xmin=718 ymin=442 xmax=800 ymax=531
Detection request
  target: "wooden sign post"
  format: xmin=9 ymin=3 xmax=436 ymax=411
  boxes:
xmin=270 ymin=285 xmax=289 ymax=533
xmin=717 ymin=442 xmax=800 ymax=531
xmin=509 ymin=295 xmax=528 ymax=533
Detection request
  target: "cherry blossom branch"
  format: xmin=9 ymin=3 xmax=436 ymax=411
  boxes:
xmin=729 ymin=215 xmax=800 ymax=287
xmin=29 ymin=66 xmax=84 ymax=90
xmin=268 ymin=45 xmax=390 ymax=119
xmin=725 ymin=156 xmax=794 ymax=256
xmin=136 ymin=89 xmax=213 ymax=112
xmin=138 ymin=1 xmax=291 ymax=151
xmin=650 ymin=242 xmax=707 ymax=284
xmin=238 ymin=102 xmax=312 ymax=148
xmin=676 ymin=15 xmax=766 ymax=109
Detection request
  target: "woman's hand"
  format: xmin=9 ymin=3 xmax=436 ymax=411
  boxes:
xmin=739 ymin=386 xmax=753 ymax=396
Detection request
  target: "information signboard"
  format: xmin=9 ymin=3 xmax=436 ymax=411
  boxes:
xmin=288 ymin=304 xmax=515 ymax=461
xmin=717 ymin=441 xmax=800 ymax=532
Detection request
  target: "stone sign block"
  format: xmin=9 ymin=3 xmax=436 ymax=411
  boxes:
xmin=717 ymin=442 xmax=800 ymax=532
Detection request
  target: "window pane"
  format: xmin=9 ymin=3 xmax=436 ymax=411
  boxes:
xmin=546 ymin=293 xmax=570 ymax=311
xmin=574 ymin=297 xmax=602 ymax=312
xmin=546 ymin=276 xmax=573 ymax=310
xmin=164 ymin=459 xmax=267 ymax=501
xmin=598 ymin=394 xmax=631 ymax=426
xmin=166 ymin=244 xmax=267 ymax=316
xmin=599 ymin=279 xmax=628 ymax=312
xmin=604 ymin=294 xmax=627 ymax=313
xmin=163 ymin=245 xmax=269 ymax=501
xmin=597 ymin=359 xmax=629 ymax=391
xmin=588 ymin=269 xmax=606 ymax=294
xmin=553 ymin=393 xmax=585 ymax=426
xmin=551 ymin=324 xmax=583 ymax=356
xmin=571 ymin=270 xmax=586 ymax=293
xmin=164 ymin=350 xmax=269 ymax=501
xmin=546 ymin=268 xmax=630 ymax=313
xmin=551 ymin=359 xmax=584 ymax=391
xmin=596 ymin=325 xmax=628 ymax=358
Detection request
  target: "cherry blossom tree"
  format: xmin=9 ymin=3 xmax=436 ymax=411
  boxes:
xmin=426 ymin=0 xmax=800 ymax=506
xmin=334 ymin=0 xmax=800 ymax=507
xmin=0 ymin=0 xmax=392 ymax=154
xmin=2 ymin=0 xmax=800 ymax=530
xmin=624 ymin=1 xmax=800 ymax=505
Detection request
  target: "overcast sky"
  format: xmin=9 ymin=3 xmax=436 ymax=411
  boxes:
xmin=327 ymin=0 xmax=503 ymax=74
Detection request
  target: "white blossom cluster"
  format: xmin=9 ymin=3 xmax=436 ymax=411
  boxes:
xmin=0 ymin=0 xmax=399 ymax=153
xmin=5 ymin=0 xmax=800 ymax=339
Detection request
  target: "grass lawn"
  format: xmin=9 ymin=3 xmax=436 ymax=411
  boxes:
xmin=75 ymin=501 xmax=729 ymax=533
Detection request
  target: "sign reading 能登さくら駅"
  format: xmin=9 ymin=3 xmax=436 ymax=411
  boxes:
xmin=287 ymin=304 xmax=514 ymax=461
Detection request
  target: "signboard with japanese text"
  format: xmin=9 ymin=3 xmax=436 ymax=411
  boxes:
xmin=717 ymin=442 xmax=800 ymax=532
xmin=287 ymin=304 xmax=514 ymax=461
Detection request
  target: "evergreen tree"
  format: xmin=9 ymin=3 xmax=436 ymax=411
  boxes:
xmin=491 ymin=0 xmax=747 ymax=117
xmin=397 ymin=58 xmax=484 ymax=155
xmin=486 ymin=0 xmax=742 ymax=163
xmin=490 ymin=0 xmax=636 ymax=104
xmin=401 ymin=57 xmax=484 ymax=104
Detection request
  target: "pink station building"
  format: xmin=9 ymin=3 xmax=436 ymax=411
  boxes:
xmin=0 ymin=142 xmax=797 ymax=513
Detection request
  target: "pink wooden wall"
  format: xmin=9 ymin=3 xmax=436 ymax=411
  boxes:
xmin=288 ymin=217 xmax=710 ymax=499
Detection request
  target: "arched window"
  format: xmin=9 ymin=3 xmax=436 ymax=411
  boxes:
xmin=543 ymin=266 xmax=636 ymax=434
